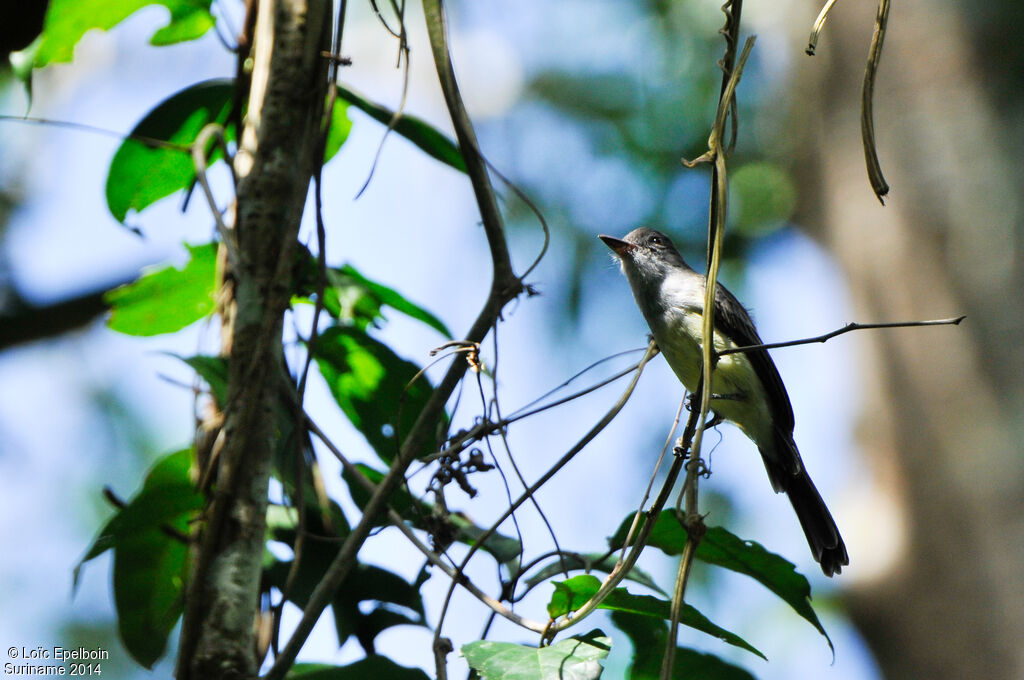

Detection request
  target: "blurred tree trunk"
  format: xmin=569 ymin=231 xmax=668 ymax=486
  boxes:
xmin=790 ymin=0 xmax=1024 ymax=678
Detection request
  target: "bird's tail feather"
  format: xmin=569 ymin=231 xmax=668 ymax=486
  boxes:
xmin=763 ymin=431 xmax=849 ymax=577
xmin=786 ymin=469 xmax=848 ymax=576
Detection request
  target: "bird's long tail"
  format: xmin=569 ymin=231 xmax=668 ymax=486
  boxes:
xmin=785 ymin=468 xmax=848 ymax=576
xmin=763 ymin=432 xmax=849 ymax=577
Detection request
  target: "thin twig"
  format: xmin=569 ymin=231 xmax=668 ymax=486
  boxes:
xmin=433 ymin=342 xmax=660 ymax=643
xmin=303 ymin=415 xmax=548 ymax=632
xmin=192 ymin=124 xmax=240 ymax=271
xmin=509 ymin=347 xmax=647 ymax=418
xmin=484 ymin=328 xmax=570 ymax=581
xmin=547 ymin=389 xmax=691 ymax=638
xmin=0 ymin=114 xmax=190 ymax=151
xmin=617 ymin=396 xmax=686 ymax=563
xmin=262 ymin=0 xmax=524 ymax=674
xmin=419 ymin=349 xmax=648 ymax=466
xmin=665 ymin=8 xmax=752 ymax=675
xmin=355 ymin=0 xmax=411 ymax=199
xmin=718 ymin=316 xmax=966 ymax=357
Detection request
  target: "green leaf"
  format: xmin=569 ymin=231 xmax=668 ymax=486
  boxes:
xmin=462 ymin=629 xmax=610 ymax=680
xmin=335 ymin=265 xmax=451 ymax=338
xmin=295 ymin=247 xmax=451 ymax=338
xmin=74 ymin=449 xmax=203 ymax=668
xmin=609 ymin=512 xmax=832 ymax=651
xmin=313 ymin=326 xmax=442 ymax=463
xmin=105 ymin=242 xmax=217 ymax=335
xmin=35 ymin=0 xmax=214 ymax=66
xmin=335 ymin=84 xmax=466 ymax=173
xmin=265 ymin=497 xmax=351 ymax=554
xmin=264 ymin=497 xmax=419 ymax=651
xmin=264 ymin=551 xmax=426 ymax=651
xmin=286 ymin=657 xmax=430 ymax=680
xmin=178 ymin=354 xmax=227 ymax=405
xmin=106 ymin=79 xmax=234 ymax=222
xmin=74 ymin=449 xmax=201 ymax=574
xmin=548 ymin=575 xmax=764 ymax=660
xmin=666 ymin=649 xmax=759 ymax=680
xmin=107 ymin=81 xmax=350 ymax=223
xmin=113 ymin=524 xmax=189 ymax=667
xmin=447 ymin=515 xmax=523 ymax=568
xmin=524 ymin=553 xmax=664 ymax=596
xmin=611 ymin=613 xmax=757 ymax=680
xmin=608 ymin=510 xmax=687 ymax=557
xmin=323 ymin=102 xmax=353 ymax=163
xmin=340 ymin=462 xmax=415 ymax=519
xmin=697 ymin=525 xmax=833 ymax=652
xmin=331 ymin=565 xmax=426 ymax=651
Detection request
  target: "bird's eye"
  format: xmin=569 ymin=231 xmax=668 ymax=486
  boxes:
xmin=650 ymin=236 xmax=663 ymax=246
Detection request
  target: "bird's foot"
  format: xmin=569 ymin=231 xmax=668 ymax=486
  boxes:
xmin=686 ymin=391 xmax=743 ymax=411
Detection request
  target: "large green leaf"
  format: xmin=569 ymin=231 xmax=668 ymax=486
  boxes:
xmin=462 ymin=629 xmax=610 ymax=680
xmin=331 ymin=565 xmax=426 ymax=651
xmin=106 ymin=80 xmax=351 ymax=223
xmin=313 ymin=326 xmax=442 ymax=463
xmin=35 ymin=0 xmax=214 ymax=66
xmin=74 ymin=449 xmax=203 ymax=668
xmin=332 ymin=265 xmax=451 ymax=338
xmin=264 ymin=493 xmax=421 ymax=652
xmin=335 ymin=84 xmax=466 ymax=173
xmin=547 ymin=575 xmax=764 ymax=660
xmin=609 ymin=512 xmax=832 ymax=650
xmin=106 ymin=79 xmax=234 ymax=223
xmin=105 ymin=242 xmax=217 ymax=335
xmin=264 ymin=544 xmax=425 ymax=653
xmin=339 ymin=462 xmax=415 ymax=519
xmin=295 ymin=248 xmax=451 ymax=338
xmin=696 ymin=526 xmax=833 ymax=651
xmin=286 ymin=658 xmax=430 ymax=680
xmin=611 ymin=612 xmax=757 ymax=680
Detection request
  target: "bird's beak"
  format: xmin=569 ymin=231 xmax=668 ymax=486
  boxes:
xmin=599 ymin=234 xmax=634 ymax=256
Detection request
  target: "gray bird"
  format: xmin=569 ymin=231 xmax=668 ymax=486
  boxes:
xmin=601 ymin=227 xmax=848 ymax=576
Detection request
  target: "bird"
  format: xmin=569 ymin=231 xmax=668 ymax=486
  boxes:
xmin=600 ymin=227 xmax=848 ymax=576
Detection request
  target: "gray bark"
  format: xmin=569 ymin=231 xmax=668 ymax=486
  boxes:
xmin=179 ymin=1 xmax=330 ymax=678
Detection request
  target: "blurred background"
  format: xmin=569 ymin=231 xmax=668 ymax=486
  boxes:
xmin=1 ymin=0 xmax=1021 ymax=678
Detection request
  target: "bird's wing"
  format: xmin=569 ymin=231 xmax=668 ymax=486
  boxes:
xmin=710 ymin=282 xmax=796 ymax=433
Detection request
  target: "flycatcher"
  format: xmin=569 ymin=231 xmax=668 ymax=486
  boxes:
xmin=600 ymin=227 xmax=848 ymax=576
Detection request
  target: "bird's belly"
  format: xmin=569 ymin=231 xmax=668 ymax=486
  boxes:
xmin=650 ymin=308 xmax=772 ymax=439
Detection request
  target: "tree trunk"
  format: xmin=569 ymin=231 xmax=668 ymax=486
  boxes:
xmin=790 ymin=0 xmax=1024 ymax=677
xmin=177 ymin=1 xmax=330 ymax=678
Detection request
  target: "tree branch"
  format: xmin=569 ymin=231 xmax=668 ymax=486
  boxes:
xmin=717 ymin=316 xmax=966 ymax=357
xmin=177 ymin=1 xmax=332 ymax=678
xmin=0 ymin=284 xmax=127 ymax=350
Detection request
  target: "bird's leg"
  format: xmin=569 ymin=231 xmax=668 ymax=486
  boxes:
xmin=686 ymin=391 xmax=743 ymax=411
xmin=703 ymin=413 xmax=723 ymax=429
